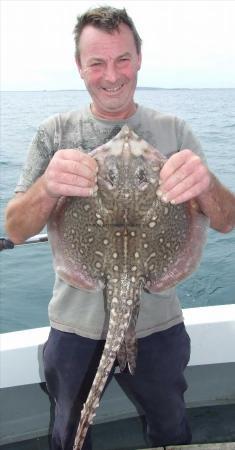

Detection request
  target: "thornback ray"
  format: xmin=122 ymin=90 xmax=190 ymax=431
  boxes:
xmin=47 ymin=125 xmax=208 ymax=450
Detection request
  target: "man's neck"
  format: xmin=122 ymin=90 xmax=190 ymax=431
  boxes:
xmin=90 ymin=103 xmax=137 ymax=121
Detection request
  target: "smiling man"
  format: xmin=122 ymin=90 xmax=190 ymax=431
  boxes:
xmin=76 ymin=22 xmax=141 ymax=119
xmin=5 ymin=6 xmax=235 ymax=450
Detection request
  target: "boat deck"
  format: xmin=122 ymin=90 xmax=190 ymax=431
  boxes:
xmin=1 ymin=403 xmax=235 ymax=450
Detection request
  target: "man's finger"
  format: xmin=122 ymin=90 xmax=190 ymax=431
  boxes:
xmin=58 ymin=149 xmax=98 ymax=172
xmin=160 ymin=150 xmax=201 ymax=185
xmin=58 ymin=158 xmax=97 ymax=181
xmin=169 ymin=182 xmax=209 ymax=204
xmin=158 ymin=164 xmax=207 ymax=201
xmin=48 ymin=181 xmax=98 ymax=198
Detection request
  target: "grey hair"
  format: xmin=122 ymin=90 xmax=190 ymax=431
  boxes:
xmin=73 ymin=6 xmax=142 ymax=62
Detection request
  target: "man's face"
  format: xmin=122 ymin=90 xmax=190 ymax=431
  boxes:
xmin=76 ymin=23 xmax=142 ymax=120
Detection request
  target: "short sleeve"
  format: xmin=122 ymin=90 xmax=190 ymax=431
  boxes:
xmin=178 ymin=120 xmax=207 ymax=164
xmin=15 ymin=125 xmax=54 ymax=192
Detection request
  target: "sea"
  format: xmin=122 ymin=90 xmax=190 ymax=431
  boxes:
xmin=0 ymin=88 xmax=235 ymax=334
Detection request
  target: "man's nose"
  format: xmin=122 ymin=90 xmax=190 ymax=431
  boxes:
xmin=103 ymin=62 xmax=119 ymax=83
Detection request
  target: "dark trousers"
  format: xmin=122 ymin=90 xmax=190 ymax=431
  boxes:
xmin=43 ymin=323 xmax=192 ymax=450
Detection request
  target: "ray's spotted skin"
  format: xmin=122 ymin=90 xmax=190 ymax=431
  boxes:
xmin=47 ymin=126 xmax=208 ymax=450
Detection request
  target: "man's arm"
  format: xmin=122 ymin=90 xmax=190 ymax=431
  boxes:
xmin=5 ymin=149 xmax=98 ymax=244
xmin=196 ymin=174 xmax=235 ymax=233
xmin=158 ymin=149 xmax=235 ymax=233
xmin=5 ymin=179 xmax=57 ymax=244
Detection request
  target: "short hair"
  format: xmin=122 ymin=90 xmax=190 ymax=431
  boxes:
xmin=73 ymin=6 xmax=142 ymax=62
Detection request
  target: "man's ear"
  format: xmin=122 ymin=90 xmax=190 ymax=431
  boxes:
xmin=137 ymin=52 xmax=142 ymax=71
xmin=75 ymin=57 xmax=84 ymax=79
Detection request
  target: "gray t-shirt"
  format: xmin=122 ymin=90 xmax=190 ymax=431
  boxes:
xmin=16 ymin=104 xmax=205 ymax=339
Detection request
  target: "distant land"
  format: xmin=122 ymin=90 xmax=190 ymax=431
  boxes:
xmin=1 ymin=86 xmax=235 ymax=93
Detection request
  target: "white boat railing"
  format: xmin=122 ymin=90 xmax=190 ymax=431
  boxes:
xmin=1 ymin=304 xmax=235 ymax=389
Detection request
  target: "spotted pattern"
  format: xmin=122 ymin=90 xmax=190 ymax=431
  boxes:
xmin=47 ymin=125 xmax=208 ymax=450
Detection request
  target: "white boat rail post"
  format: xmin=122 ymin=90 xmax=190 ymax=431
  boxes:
xmin=0 ymin=233 xmax=48 ymax=251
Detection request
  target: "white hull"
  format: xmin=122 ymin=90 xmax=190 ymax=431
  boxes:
xmin=1 ymin=304 xmax=235 ymax=445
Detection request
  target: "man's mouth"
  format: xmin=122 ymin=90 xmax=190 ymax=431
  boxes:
xmin=102 ymin=83 xmax=124 ymax=93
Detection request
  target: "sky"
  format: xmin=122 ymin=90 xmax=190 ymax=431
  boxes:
xmin=1 ymin=0 xmax=235 ymax=91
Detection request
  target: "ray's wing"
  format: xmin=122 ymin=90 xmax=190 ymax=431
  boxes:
xmin=141 ymin=199 xmax=208 ymax=292
xmin=47 ymin=195 xmax=113 ymax=291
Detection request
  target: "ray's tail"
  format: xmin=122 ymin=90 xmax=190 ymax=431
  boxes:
xmin=73 ymin=276 xmax=141 ymax=450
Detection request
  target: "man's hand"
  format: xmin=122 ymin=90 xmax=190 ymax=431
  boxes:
xmin=42 ymin=149 xmax=98 ymax=198
xmin=157 ymin=149 xmax=212 ymax=204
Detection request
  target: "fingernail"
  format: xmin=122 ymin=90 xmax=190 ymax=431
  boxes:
xmin=156 ymin=189 xmax=162 ymax=197
xmin=93 ymin=185 xmax=98 ymax=193
xmin=170 ymin=199 xmax=176 ymax=205
xmin=162 ymin=194 xmax=168 ymax=203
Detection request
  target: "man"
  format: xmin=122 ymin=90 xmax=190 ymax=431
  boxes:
xmin=5 ymin=6 xmax=235 ymax=450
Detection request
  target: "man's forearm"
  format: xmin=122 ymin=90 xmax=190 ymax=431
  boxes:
xmin=5 ymin=176 xmax=58 ymax=244
xmin=5 ymin=148 xmax=98 ymax=244
xmin=197 ymin=173 xmax=235 ymax=233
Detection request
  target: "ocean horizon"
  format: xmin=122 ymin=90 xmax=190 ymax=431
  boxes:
xmin=1 ymin=86 xmax=235 ymax=93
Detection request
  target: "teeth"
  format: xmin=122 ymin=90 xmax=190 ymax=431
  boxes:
xmin=104 ymin=85 xmax=123 ymax=92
